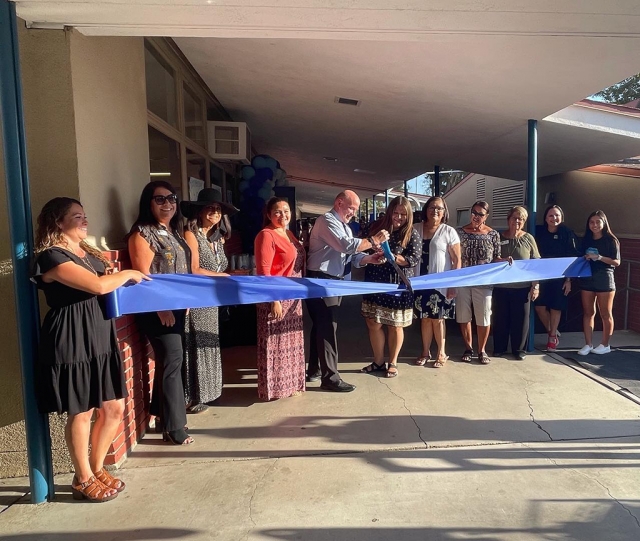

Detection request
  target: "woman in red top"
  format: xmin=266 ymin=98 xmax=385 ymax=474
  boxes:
xmin=254 ymin=197 xmax=306 ymax=400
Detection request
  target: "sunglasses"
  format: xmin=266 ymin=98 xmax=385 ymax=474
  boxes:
xmin=152 ymin=194 xmax=178 ymax=205
xmin=471 ymin=209 xmax=487 ymax=217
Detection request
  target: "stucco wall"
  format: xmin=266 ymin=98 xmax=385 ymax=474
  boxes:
xmin=538 ymin=170 xmax=640 ymax=237
xmin=69 ymin=31 xmax=149 ymax=248
xmin=1 ymin=24 xmax=150 ymax=478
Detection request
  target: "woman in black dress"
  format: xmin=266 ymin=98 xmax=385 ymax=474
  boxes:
xmin=33 ymin=197 xmax=148 ymax=502
xmin=577 ymin=210 xmax=621 ymax=356
xmin=127 ymin=181 xmax=193 ymax=445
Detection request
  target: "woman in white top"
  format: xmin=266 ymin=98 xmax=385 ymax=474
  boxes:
xmin=414 ymin=197 xmax=461 ymax=367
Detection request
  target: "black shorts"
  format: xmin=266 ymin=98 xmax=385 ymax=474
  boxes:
xmin=535 ymin=279 xmax=568 ymax=311
xmin=579 ymin=271 xmax=615 ymax=293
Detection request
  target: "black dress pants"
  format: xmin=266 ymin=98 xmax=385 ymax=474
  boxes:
xmin=137 ymin=310 xmax=187 ymax=433
xmin=305 ymin=292 xmax=343 ymax=385
xmin=492 ymin=287 xmax=531 ymax=355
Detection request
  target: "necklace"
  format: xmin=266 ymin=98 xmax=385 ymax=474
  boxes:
xmin=79 ymin=254 xmax=97 ymax=275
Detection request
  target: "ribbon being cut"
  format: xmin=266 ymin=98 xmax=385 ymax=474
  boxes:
xmin=105 ymin=257 xmax=591 ymax=318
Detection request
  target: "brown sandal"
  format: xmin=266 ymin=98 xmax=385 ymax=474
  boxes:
xmin=72 ymin=475 xmax=118 ymax=502
xmin=415 ymin=355 xmax=430 ymax=366
xmin=433 ymin=355 xmax=449 ymax=368
xmin=94 ymin=468 xmax=126 ymax=493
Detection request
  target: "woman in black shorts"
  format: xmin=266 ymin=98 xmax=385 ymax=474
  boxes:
xmin=577 ymin=210 xmax=620 ymax=356
xmin=534 ymin=205 xmax=579 ymax=351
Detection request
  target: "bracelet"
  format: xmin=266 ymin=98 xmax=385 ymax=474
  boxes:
xmin=367 ymin=236 xmax=376 ymax=247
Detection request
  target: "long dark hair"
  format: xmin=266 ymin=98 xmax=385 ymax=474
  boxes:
xmin=422 ymin=196 xmax=450 ymax=224
xmin=34 ymin=197 xmax=111 ymax=267
xmin=129 ymin=180 xmax=184 ymax=236
xmin=187 ymin=211 xmax=232 ymax=241
xmin=262 ymin=197 xmax=290 ymax=228
xmin=583 ymin=209 xmax=619 ymax=245
xmin=370 ymin=196 xmax=414 ymax=248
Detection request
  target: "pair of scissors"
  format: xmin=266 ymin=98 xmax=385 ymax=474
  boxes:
xmin=380 ymin=241 xmax=413 ymax=293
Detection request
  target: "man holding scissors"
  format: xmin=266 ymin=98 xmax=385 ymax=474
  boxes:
xmin=306 ymin=190 xmax=390 ymax=392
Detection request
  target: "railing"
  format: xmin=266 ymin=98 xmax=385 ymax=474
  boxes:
xmin=620 ymin=258 xmax=640 ymax=331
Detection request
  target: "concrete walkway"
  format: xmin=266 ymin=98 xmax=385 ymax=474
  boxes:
xmin=2 ymin=297 xmax=640 ymax=540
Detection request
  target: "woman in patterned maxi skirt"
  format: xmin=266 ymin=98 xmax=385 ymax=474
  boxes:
xmin=181 ymin=189 xmax=238 ymax=413
xmin=254 ymin=197 xmax=306 ymax=400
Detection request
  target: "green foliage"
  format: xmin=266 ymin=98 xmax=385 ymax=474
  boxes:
xmin=593 ymin=73 xmax=640 ymax=105
xmin=422 ymin=171 xmax=468 ymax=196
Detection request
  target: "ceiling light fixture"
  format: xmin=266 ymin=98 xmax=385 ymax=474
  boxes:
xmin=323 ymin=157 xmax=338 ymax=162
xmin=150 ymin=172 xmax=171 ymax=177
xmin=334 ymin=96 xmax=361 ymax=107
xmin=354 ymin=169 xmax=376 ymax=175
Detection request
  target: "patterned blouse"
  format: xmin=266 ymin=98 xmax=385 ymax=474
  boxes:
xmin=364 ymin=227 xmax=422 ymax=284
xmin=136 ymin=224 xmax=190 ymax=275
xmin=457 ymin=228 xmax=501 ymax=268
xmin=194 ymin=229 xmax=228 ymax=274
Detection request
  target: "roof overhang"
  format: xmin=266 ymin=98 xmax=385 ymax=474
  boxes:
xmin=14 ymin=1 xmax=640 ymax=210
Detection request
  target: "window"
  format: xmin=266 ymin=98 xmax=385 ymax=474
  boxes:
xmin=148 ymin=126 xmax=181 ymax=190
xmin=186 ymin=149 xmax=207 ymax=183
xmin=457 ymin=209 xmax=470 ymax=227
xmin=210 ymin=162 xmax=224 ymax=190
xmin=144 ymin=43 xmax=177 ymax=127
xmin=183 ymin=83 xmax=205 ymax=147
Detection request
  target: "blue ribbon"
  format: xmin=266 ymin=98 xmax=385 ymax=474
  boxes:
xmin=105 ymin=257 xmax=591 ymax=318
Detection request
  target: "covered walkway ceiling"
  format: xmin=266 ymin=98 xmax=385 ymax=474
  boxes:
xmin=15 ymin=1 xmax=640 ymax=210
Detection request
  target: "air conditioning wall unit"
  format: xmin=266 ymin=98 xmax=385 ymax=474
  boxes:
xmin=208 ymin=121 xmax=251 ymax=164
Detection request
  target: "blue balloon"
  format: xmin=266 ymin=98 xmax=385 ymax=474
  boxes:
xmin=241 ymin=166 xmax=256 ymax=181
xmin=264 ymin=157 xmax=278 ymax=174
xmin=239 ymin=180 xmax=249 ymax=193
xmin=255 ymin=167 xmax=274 ymax=181
xmin=252 ymin=156 xmax=267 ymax=170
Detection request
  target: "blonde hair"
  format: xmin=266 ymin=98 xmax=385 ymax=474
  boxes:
xmin=507 ymin=205 xmax=528 ymax=222
xmin=34 ymin=197 xmax=111 ymax=268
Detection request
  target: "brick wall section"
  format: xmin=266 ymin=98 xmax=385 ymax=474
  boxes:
xmin=618 ymin=237 xmax=640 ymax=333
xmin=102 ymin=249 xmax=155 ymax=468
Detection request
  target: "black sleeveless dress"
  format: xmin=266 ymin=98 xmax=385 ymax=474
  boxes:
xmin=33 ymin=247 xmax=126 ymax=415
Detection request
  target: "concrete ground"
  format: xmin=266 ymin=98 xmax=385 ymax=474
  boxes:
xmin=1 ymin=297 xmax=640 ymax=540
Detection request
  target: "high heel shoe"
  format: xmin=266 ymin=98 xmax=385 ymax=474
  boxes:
xmin=162 ymin=429 xmax=194 ymax=445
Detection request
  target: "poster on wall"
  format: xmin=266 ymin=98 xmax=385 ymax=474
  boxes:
xmin=188 ymin=177 xmax=206 ymax=202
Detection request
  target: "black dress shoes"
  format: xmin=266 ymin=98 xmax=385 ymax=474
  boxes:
xmin=306 ymin=372 xmax=321 ymax=383
xmin=320 ymin=380 xmax=356 ymax=393
xmin=515 ymin=352 xmax=527 ymax=360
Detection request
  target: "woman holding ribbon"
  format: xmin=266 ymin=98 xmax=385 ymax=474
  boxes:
xmin=128 ymin=180 xmax=193 ymax=445
xmin=33 ymin=197 xmax=148 ymax=502
xmin=254 ymin=197 xmax=306 ymax=400
xmin=492 ymin=206 xmax=541 ymax=360
xmin=413 ymin=196 xmax=461 ymax=368
xmin=577 ymin=210 xmax=620 ymax=356
xmin=180 ymin=188 xmax=236 ymax=413
xmin=456 ymin=200 xmax=501 ymax=365
xmin=360 ymin=196 xmax=421 ymax=378
xmin=534 ymin=205 xmax=579 ymax=351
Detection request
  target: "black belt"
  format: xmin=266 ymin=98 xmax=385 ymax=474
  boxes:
xmin=307 ymin=270 xmax=343 ymax=280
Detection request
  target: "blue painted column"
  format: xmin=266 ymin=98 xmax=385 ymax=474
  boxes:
xmin=434 ymin=165 xmax=441 ymax=197
xmin=527 ymin=119 xmax=538 ymax=352
xmin=372 ymin=194 xmax=377 ymax=220
xmin=0 ymin=0 xmax=54 ymax=502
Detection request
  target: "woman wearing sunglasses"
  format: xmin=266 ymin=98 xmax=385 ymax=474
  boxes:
xmin=456 ymin=200 xmax=501 ymax=364
xmin=180 ymin=189 xmax=237 ymax=412
xmin=127 ymin=181 xmax=193 ymax=445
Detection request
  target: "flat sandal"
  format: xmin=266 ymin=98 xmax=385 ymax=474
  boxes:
xmin=94 ymin=468 xmax=126 ymax=493
xmin=386 ymin=363 xmax=398 ymax=378
xmin=71 ymin=475 xmax=118 ymax=503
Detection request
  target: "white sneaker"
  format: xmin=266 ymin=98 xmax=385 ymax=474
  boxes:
xmin=577 ymin=345 xmax=593 ymax=356
xmin=592 ymin=344 xmax=611 ymax=355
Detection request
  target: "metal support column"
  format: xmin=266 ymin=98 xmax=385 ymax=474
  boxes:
xmin=434 ymin=165 xmax=441 ymax=197
xmin=527 ymin=119 xmax=538 ymax=353
xmin=365 ymin=198 xmax=369 ymax=222
xmin=403 ymin=180 xmax=408 ymax=198
xmin=384 ymin=189 xmax=389 ymax=207
xmin=0 ymin=0 xmax=53 ymax=503
xmin=372 ymin=194 xmax=377 ymax=220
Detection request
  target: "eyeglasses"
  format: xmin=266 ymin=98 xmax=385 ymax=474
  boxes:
xmin=152 ymin=194 xmax=178 ymax=205
xmin=205 ymin=205 xmax=222 ymax=213
xmin=392 ymin=212 xmax=408 ymax=218
xmin=471 ymin=209 xmax=487 ymax=217
xmin=428 ymin=206 xmax=445 ymax=212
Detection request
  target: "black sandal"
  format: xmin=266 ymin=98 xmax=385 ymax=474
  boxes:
xmin=478 ymin=351 xmax=491 ymax=365
xmin=163 ymin=429 xmax=194 ymax=445
xmin=461 ymin=349 xmax=474 ymax=363
xmin=361 ymin=362 xmax=386 ymax=374
xmin=386 ymin=363 xmax=398 ymax=378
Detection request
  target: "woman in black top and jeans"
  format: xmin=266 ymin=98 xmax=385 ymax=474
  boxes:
xmin=577 ymin=210 xmax=621 ymax=356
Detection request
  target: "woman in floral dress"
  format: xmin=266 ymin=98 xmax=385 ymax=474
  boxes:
xmin=360 ymin=196 xmax=421 ymax=378
xmin=181 ymin=189 xmax=237 ymax=413
xmin=254 ymin=197 xmax=306 ymax=400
